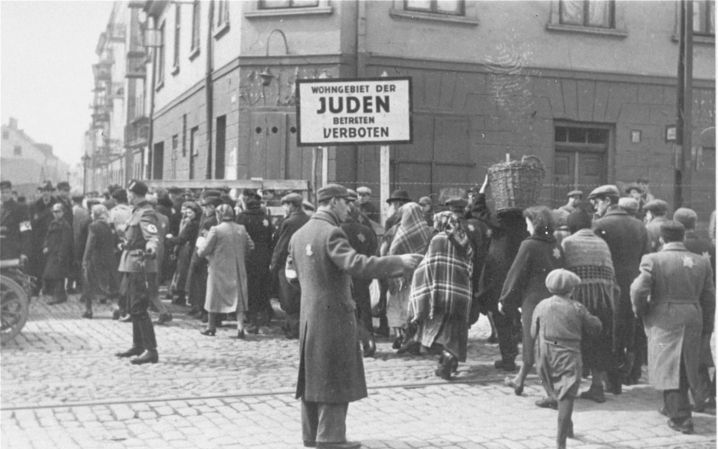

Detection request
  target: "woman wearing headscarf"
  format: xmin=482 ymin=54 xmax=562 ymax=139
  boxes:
xmin=500 ymin=206 xmax=565 ymax=400
xmin=197 ymin=204 xmax=254 ymax=338
xmin=410 ymin=211 xmax=473 ymax=379
xmin=386 ymin=202 xmax=433 ymax=348
xmin=561 ymin=205 xmax=620 ymax=403
xmin=80 ymin=204 xmax=115 ymax=318
xmin=532 ymin=269 xmax=602 ymax=449
xmin=168 ymin=201 xmax=201 ymax=306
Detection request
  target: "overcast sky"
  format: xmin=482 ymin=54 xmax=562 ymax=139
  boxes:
xmin=1 ymin=0 xmax=114 ymax=167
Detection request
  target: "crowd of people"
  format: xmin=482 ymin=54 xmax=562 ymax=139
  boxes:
xmin=0 ymin=175 xmax=715 ymax=449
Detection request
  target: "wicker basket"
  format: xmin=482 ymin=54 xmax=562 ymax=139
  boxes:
xmin=488 ymin=155 xmax=545 ymax=211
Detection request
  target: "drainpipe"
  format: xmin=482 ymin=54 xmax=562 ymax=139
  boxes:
xmin=147 ymin=15 xmax=157 ymax=181
xmin=205 ymin=0 xmax=215 ymax=179
xmin=354 ymin=0 xmax=367 ymax=186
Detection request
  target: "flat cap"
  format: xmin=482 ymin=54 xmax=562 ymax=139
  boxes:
xmin=0 ymin=180 xmax=11 ymax=190
xmin=545 ymin=268 xmax=581 ymax=295
xmin=444 ymin=196 xmax=468 ymax=210
xmin=643 ymin=199 xmax=669 ymax=215
xmin=356 ymin=186 xmax=372 ymax=195
xmin=202 ymin=189 xmax=222 ymax=199
xmin=346 ymin=189 xmax=358 ymax=202
xmin=167 ymin=186 xmax=182 ymax=194
xmin=38 ymin=180 xmax=55 ymax=192
xmin=386 ymin=189 xmax=411 ymax=204
xmin=317 ymin=183 xmax=349 ymax=203
xmin=567 ymin=190 xmax=583 ymax=198
xmin=624 ymin=183 xmax=643 ymax=194
xmin=418 ymin=196 xmax=432 ymax=207
xmin=618 ymin=197 xmax=639 ymax=215
xmin=127 ymin=180 xmax=148 ymax=196
xmin=200 ymin=196 xmax=222 ymax=207
xmin=281 ymin=192 xmax=303 ymax=207
xmin=660 ymin=220 xmax=685 ymax=242
xmin=566 ymin=208 xmax=592 ymax=232
xmin=673 ymin=207 xmax=697 ymax=230
xmin=588 ymin=185 xmax=620 ymax=200
xmin=302 ymin=200 xmax=316 ymax=211
xmin=56 ymin=181 xmax=71 ymax=191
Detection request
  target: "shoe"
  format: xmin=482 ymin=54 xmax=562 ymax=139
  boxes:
xmin=579 ymin=386 xmax=606 ymax=403
xmin=200 ymin=328 xmax=216 ymax=336
xmin=247 ymin=325 xmax=259 ymax=335
xmin=658 ymin=406 xmax=669 ymax=417
xmin=130 ymin=350 xmax=158 ymax=365
xmin=363 ymin=337 xmax=376 ymax=358
xmin=392 ymin=336 xmax=403 ymax=350
xmin=504 ymin=376 xmax=523 ymax=396
xmin=487 ymin=334 xmax=498 ymax=344
xmin=156 ymin=313 xmax=173 ymax=325
xmin=82 ymin=310 xmax=93 ymax=319
xmin=535 ymin=397 xmax=558 ymax=409
xmin=47 ymin=298 xmax=67 ymax=306
xmin=112 ymin=310 xmax=121 ymax=320
xmin=435 ymin=351 xmax=457 ymax=380
xmin=115 ymin=347 xmax=143 ymax=358
xmin=118 ymin=314 xmax=132 ymax=323
xmin=667 ymin=418 xmax=694 ymax=434
xmin=606 ymin=374 xmax=622 ymax=395
xmin=303 ymin=441 xmax=317 ymax=448
xmin=494 ymin=359 xmax=518 ymax=372
xmin=234 ymin=329 xmax=246 ymax=339
xmin=316 ymin=441 xmax=361 ymax=449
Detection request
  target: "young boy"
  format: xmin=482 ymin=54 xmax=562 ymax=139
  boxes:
xmin=532 ymin=269 xmax=602 ymax=449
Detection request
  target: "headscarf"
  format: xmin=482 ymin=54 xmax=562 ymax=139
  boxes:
xmin=388 ymin=202 xmax=432 ymax=256
xmin=433 ymin=210 xmax=470 ymax=250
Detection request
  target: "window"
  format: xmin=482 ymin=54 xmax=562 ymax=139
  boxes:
xmin=13 ymin=145 xmax=21 ymax=156
xmin=172 ymin=4 xmax=181 ymax=71
xmin=694 ymin=0 xmax=715 ymax=36
xmin=260 ymin=0 xmax=319 ymax=8
xmin=215 ymin=116 xmax=226 ymax=179
xmin=559 ymin=0 xmax=614 ymax=28
xmin=191 ymin=0 xmax=200 ymax=54
xmin=216 ymin=0 xmax=229 ymax=27
xmin=189 ymin=126 xmax=199 ymax=180
xmin=182 ymin=114 xmax=187 ymax=157
xmin=2 ymin=130 xmax=8 ymax=140
xmin=404 ymin=0 xmax=464 ymax=16
xmin=156 ymin=22 xmax=165 ymax=87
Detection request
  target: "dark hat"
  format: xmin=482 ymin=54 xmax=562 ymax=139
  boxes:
xmin=588 ymin=185 xmax=619 ymax=200
xmin=545 ymin=269 xmax=581 ymax=295
xmin=303 ymin=200 xmax=316 ymax=211
xmin=127 ymin=180 xmax=148 ymax=196
xmin=624 ymin=183 xmax=643 ymax=194
xmin=167 ymin=186 xmax=182 ymax=194
xmin=38 ymin=180 xmax=55 ymax=192
xmin=111 ymin=188 xmax=128 ymax=203
xmin=215 ymin=204 xmax=235 ymax=221
xmin=281 ymin=193 xmax=303 ymax=207
xmin=0 ymin=180 xmax=11 ymax=190
xmin=71 ymin=194 xmax=84 ymax=203
xmin=643 ymin=199 xmax=669 ymax=216
xmin=567 ymin=190 xmax=583 ymax=198
xmin=317 ymin=183 xmax=349 ymax=203
xmin=673 ymin=207 xmax=697 ymax=230
xmin=618 ymin=197 xmax=639 ymax=215
xmin=346 ymin=189 xmax=358 ymax=202
xmin=444 ymin=196 xmax=468 ymax=210
xmin=567 ymin=208 xmax=592 ymax=233
xmin=386 ymin=189 xmax=411 ymax=204
xmin=56 ymin=181 xmax=71 ymax=191
xmin=660 ymin=220 xmax=685 ymax=242
xmin=200 ymin=195 xmax=222 ymax=207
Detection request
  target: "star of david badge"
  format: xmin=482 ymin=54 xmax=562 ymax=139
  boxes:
xmin=682 ymin=256 xmax=695 ymax=268
xmin=263 ymin=219 xmax=269 ymax=227
xmin=553 ymin=248 xmax=561 ymax=259
xmin=468 ymin=224 xmax=475 ymax=232
xmin=357 ymin=233 xmax=366 ymax=243
xmin=305 ymin=244 xmax=313 ymax=256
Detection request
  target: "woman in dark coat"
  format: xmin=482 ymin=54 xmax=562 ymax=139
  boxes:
xmin=500 ymin=206 xmax=564 ymax=399
xmin=43 ymin=203 xmax=73 ymax=305
xmin=169 ymin=201 xmax=201 ymax=306
xmin=236 ymin=193 xmax=275 ymax=332
xmin=81 ymin=205 xmax=116 ymax=318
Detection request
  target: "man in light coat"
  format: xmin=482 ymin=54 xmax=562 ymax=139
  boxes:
xmin=630 ymin=221 xmax=715 ymax=434
xmin=287 ymin=184 xmax=422 ymax=449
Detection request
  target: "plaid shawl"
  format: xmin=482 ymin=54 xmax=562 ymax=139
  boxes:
xmin=389 ymin=203 xmax=432 ymax=256
xmin=410 ymin=212 xmax=474 ymax=321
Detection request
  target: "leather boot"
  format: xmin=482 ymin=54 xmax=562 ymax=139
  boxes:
xmin=130 ymin=349 xmax=158 ymax=365
xmin=116 ymin=320 xmax=144 ymax=357
xmin=138 ymin=315 xmax=158 ymax=351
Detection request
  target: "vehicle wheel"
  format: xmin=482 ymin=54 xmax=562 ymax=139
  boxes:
xmin=1 ymin=274 xmax=29 ymax=344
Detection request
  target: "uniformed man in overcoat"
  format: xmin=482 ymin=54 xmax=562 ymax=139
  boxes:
xmin=0 ymin=180 xmax=32 ymax=263
xmin=589 ymin=184 xmax=650 ymax=392
xmin=269 ymin=192 xmax=310 ymax=339
xmin=630 ymin=221 xmax=715 ymax=434
xmin=114 ymin=180 xmax=160 ymax=365
xmin=287 ymin=184 xmax=422 ymax=449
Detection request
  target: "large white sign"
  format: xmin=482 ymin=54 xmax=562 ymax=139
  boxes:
xmin=296 ymin=77 xmax=412 ymax=146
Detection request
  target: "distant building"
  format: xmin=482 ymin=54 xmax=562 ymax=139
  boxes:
xmin=1 ymin=117 xmax=70 ymax=197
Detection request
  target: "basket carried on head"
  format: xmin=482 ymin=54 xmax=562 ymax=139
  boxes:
xmin=488 ymin=155 xmax=545 ymax=211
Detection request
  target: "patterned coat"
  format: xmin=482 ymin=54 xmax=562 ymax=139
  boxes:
xmin=630 ymin=242 xmax=715 ymax=390
xmin=288 ymin=209 xmax=406 ymax=403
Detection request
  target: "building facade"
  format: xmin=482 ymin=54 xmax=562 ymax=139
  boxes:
xmin=93 ymin=0 xmax=715 ymax=224
xmin=1 ymin=118 xmax=70 ymax=197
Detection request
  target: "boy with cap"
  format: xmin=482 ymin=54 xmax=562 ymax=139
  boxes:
xmin=644 ymin=199 xmax=670 ymax=252
xmin=532 ymin=269 xmax=602 ymax=449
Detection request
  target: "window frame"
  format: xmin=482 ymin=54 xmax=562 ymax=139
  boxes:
xmin=172 ymin=4 xmax=181 ymax=74
xmin=245 ymin=0 xmax=332 ymax=19
xmin=693 ymin=0 xmax=715 ymax=37
xmin=547 ymin=0 xmax=627 ymax=38
xmin=389 ymin=0 xmax=477 ymax=26
xmin=404 ymin=0 xmax=465 ymax=17
xmin=259 ymin=0 xmax=319 ymax=9
xmin=190 ymin=0 xmax=201 ymax=59
xmin=155 ymin=21 xmax=166 ymax=90
xmin=558 ymin=0 xmax=615 ymax=29
xmin=214 ymin=0 xmax=230 ymax=38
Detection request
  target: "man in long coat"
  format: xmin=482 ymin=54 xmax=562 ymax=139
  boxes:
xmin=28 ymin=181 xmax=57 ymax=289
xmin=43 ymin=203 xmax=73 ymax=305
xmin=590 ymin=185 xmax=650 ymax=392
xmin=630 ymin=221 xmax=715 ymax=434
xmin=270 ymin=192 xmax=309 ymax=339
xmin=287 ymin=184 xmax=421 ymax=449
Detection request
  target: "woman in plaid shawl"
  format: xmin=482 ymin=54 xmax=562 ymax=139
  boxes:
xmin=410 ymin=211 xmax=474 ymax=380
xmin=386 ymin=202 xmax=433 ymax=348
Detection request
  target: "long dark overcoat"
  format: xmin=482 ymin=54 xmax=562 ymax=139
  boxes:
xmin=630 ymin=242 xmax=715 ymax=390
xmin=270 ymin=210 xmax=310 ymax=314
xmin=289 ymin=209 xmax=406 ymax=403
xmin=237 ymin=203 xmax=274 ymax=311
xmin=42 ymin=217 xmax=73 ymax=280
xmin=29 ymin=197 xmax=56 ymax=278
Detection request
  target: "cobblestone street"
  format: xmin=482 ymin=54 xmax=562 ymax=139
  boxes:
xmin=2 ymin=295 xmax=715 ymax=449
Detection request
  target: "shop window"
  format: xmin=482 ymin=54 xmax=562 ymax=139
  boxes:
xmin=405 ymin=0 xmax=464 ymax=16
